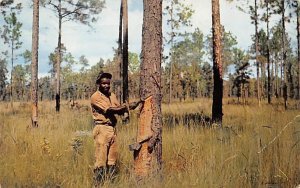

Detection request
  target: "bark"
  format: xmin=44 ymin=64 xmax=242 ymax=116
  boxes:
xmin=254 ymin=0 xmax=261 ymax=105
xmin=122 ymin=0 xmax=129 ymax=103
xmin=31 ymin=0 xmax=39 ymax=127
xmin=56 ymin=0 xmax=62 ymax=112
xmin=211 ymin=0 xmax=223 ymax=124
xmin=135 ymin=0 xmax=162 ymax=179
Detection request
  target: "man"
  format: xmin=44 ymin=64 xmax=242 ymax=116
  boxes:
xmin=91 ymin=72 xmax=141 ymax=183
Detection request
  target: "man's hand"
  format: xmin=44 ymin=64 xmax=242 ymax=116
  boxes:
xmin=129 ymin=100 xmax=143 ymax=110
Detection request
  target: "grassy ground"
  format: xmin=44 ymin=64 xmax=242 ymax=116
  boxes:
xmin=0 ymin=98 xmax=299 ymax=187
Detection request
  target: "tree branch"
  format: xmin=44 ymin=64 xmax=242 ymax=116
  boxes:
xmin=49 ymin=1 xmax=60 ymax=12
xmin=62 ymin=6 xmax=84 ymax=18
xmin=62 ymin=17 xmax=76 ymax=23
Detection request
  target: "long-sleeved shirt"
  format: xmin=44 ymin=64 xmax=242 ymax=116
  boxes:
xmin=91 ymin=90 xmax=120 ymax=126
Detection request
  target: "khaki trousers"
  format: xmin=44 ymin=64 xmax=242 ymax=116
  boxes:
xmin=93 ymin=124 xmax=117 ymax=168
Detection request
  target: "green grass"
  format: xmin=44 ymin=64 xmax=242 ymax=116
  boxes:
xmin=0 ymin=98 xmax=299 ymax=187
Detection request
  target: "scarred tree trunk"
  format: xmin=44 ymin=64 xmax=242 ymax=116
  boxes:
xmin=133 ymin=0 xmax=162 ymax=179
xmin=55 ymin=0 xmax=62 ymax=112
xmin=211 ymin=0 xmax=223 ymax=124
xmin=122 ymin=0 xmax=129 ymax=103
xmin=31 ymin=0 xmax=39 ymax=127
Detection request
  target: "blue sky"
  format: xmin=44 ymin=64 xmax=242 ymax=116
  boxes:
xmin=0 ymin=0 xmax=297 ymax=77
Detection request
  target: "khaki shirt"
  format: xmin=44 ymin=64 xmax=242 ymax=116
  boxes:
xmin=91 ymin=91 xmax=120 ymax=126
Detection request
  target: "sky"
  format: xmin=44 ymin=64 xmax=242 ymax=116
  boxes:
xmin=0 ymin=0 xmax=298 ymax=77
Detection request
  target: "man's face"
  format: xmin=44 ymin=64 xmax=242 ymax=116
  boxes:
xmin=99 ymin=78 xmax=111 ymax=94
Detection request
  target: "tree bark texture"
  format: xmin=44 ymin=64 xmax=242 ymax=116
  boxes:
xmin=56 ymin=0 xmax=62 ymax=112
xmin=211 ymin=0 xmax=223 ymax=124
xmin=122 ymin=0 xmax=129 ymax=103
xmin=31 ymin=0 xmax=39 ymax=127
xmin=136 ymin=0 xmax=162 ymax=178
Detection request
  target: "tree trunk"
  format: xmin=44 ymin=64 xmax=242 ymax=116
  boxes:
xmin=275 ymin=53 xmax=279 ymax=97
xmin=271 ymin=58 xmax=274 ymax=96
xmin=254 ymin=0 xmax=261 ymax=105
xmin=287 ymin=61 xmax=294 ymax=99
xmin=133 ymin=0 xmax=162 ymax=179
xmin=266 ymin=1 xmax=271 ymax=104
xmin=10 ymin=39 xmax=14 ymax=109
xmin=31 ymin=0 xmax=39 ymax=127
xmin=40 ymin=90 xmax=43 ymax=101
xmin=168 ymin=0 xmax=174 ymax=104
xmin=122 ymin=0 xmax=129 ymax=103
xmin=286 ymin=5 xmax=294 ymax=99
xmin=261 ymin=62 xmax=266 ymax=99
xmin=281 ymin=0 xmax=287 ymax=109
xmin=297 ymin=3 xmax=300 ymax=99
xmin=280 ymin=54 xmax=283 ymax=97
xmin=211 ymin=0 xmax=223 ymax=124
xmin=116 ymin=1 xmax=123 ymax=102
xmin=55 ymin=0 xmax=62 ymax=112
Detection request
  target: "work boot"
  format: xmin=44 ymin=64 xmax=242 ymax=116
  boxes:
xmin=107 ymin=165 xmax=117 ymax=181
xmin=94 ymin=166 xmax=105 ymax=185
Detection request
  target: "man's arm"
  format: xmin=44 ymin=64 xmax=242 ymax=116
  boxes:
xmin=91 ymin=104 xmax=127 ymax=115
xmin=107 ymin=105 xmax=127 ymax=115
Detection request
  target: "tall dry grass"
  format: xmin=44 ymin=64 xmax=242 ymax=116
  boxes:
xmin=0 ymin=98 xmax=299 ymax=187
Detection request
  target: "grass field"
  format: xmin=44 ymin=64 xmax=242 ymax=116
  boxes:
xmin=0 ymin=98 xmax=299 ymax=187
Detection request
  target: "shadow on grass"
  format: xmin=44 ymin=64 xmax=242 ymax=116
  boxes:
xmin=163 ymin=112 xmax=212 ymax=128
